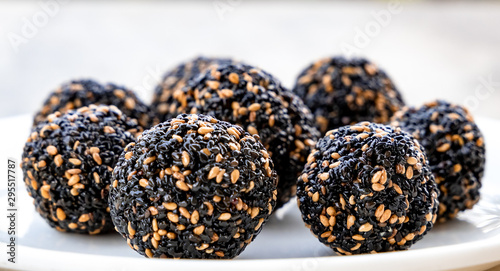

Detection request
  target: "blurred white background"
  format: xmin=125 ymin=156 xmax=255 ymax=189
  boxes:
xmin=0 ymin=1 xmax=499 ymax=119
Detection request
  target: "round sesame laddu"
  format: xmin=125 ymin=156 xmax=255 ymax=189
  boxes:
xmin=391 ymin=100 xmax=485 ymax=222
xmin=109 ymin=114 xmax=278 ymax=259
xmin=297 ymin=122 xmax=439 ymax=254
xmin=292 ymin=56 xmax=405 ymax=134
xmin=160 ymin=62 xmax=320 ymax=208
xmin=21 ymin=105 xmax=141 ymax=234
xmin=33 ymin=79 xmax=152 ymax=129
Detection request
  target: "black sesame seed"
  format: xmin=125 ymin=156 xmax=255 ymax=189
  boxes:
xmin=297 ymin=122 xmax=439 ymax=254
xmin=21 ymin=104 xmax=140 ymax=234
xmin=109 ymin=114 xmax=278 ymax=259
xmin=292 ymin=56 xmax=405 ymax=134
xmin=391 ymin=100 xmax=486 ymax=222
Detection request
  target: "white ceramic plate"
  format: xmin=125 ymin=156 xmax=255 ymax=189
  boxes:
xmin=1 ymin=115 xmax=500 ymax=271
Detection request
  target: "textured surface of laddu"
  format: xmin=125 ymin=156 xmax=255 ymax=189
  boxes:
xmin=297 ymin=122 xmax=438 ymax=254
xmin=33 ymin=79 xmax=152 ymax=129
xmin=109 ymin=114 xmax=278 ymax=259
xmin=22 ymin=104 xmax=140 ymax=234
xmin=151 ymin=56 xmax=235 ymax=125
xmin=293 ymin=56 xmax=405 ymax=134
xmin=391 ymin=100 xmax=485 ymax=222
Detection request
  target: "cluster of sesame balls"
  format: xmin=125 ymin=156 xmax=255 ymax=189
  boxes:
xmin=21 ymin=55 xmax=486 ymax=259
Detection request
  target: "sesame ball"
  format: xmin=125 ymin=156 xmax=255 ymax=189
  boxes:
xmin=292 ymin=56 xmax=405 ymax=134
xmin=109 ymin=114 xmax=278 ymax=259
xmin=151 ymin=56 xmax=235 ymax=125
xmin=33 ymin=79 xmax=152 ymax=129
xmin=297 ymin=122 xmax=439 ymax=255
xmin=391 ymin=100 xmax=486 ymax=222
xmin=21 ymin=105 xmax=141 ymax=234
xmin=159 ymin=62 xmax=320 ymax=208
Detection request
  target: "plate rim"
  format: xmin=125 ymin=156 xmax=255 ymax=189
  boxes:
xmin=2 ymin=232 xmax=500 ymax=271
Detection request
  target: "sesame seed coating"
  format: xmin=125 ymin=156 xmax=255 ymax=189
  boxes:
xmin=33 ymin=79 xmax=152 ymax=129
xmin=21 ymin=105 xmax=140 ymax=234
xmin=151 ymin=56 xmax=236 ymax=125
xmin=391 ymin=100 xmax=486 ymax=222
xmin=158 ymin=62 xmax=320 ymax=208
xmin=292 ymin=56 xmax=405 ymax=134
xmin=297 ymin=122 xmax=438 ymax=254
xmin=109 ymin=114 xmax=278 ymax=259
xmin=279 ymin=91 xmax=321 ymax=205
